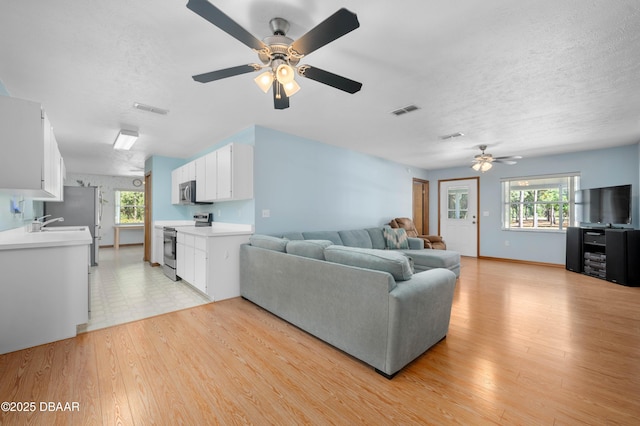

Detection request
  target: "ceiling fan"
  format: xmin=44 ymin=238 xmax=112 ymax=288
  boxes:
xmin=186 ymin=0 xmax=363 ymax=110
xmin=471 ymin=145 xmax=522 ymax=172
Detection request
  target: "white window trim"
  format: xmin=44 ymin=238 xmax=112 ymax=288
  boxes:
xmin=501 ymin=173 xmax=580 ymax=232
xmin=114 ymin=189 xmax=145 ymax=225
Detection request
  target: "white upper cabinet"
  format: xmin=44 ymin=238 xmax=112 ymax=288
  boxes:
xmin=171 ymin=168 xmax=180 ymax=205
xmin=0 ymin=96 xmax=64 ymax=200
xmin=208 ymin=143 xmax=253 ymax=202
xmin=195 ymin=156 xmax=206 ymax=202
xmin=176 ymin=143 xmax=253 ymax=203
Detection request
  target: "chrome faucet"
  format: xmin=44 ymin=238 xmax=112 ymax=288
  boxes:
xmin=41 ymin=217 xmax=64 ymax=227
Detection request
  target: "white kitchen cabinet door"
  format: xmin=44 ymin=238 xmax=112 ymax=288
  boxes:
xmin=176 ymin=240 xmax=186 ymax=279
xmin=152 ymin=227 xmax=164 ymax=265
xmin=216 ymin=144 xmax=233 ymax=200
xmin=171 ymin=169 xmax=180 ymax=205
xmin=204 ymin=151 xmax=217 ymax=201
xmin=0 ymin=96 xmax=64 ymax=199
xmin=183 ymin=244 xmax=195 ymax=284
xmin=185 ymin=161 xmax=196 ymax=181
xmin=193 ymin=246 xmax=207 ymax=294
xmin=195 ymin=156 xmax=206 ymax=202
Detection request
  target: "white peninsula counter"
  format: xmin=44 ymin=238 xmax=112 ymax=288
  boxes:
xmin=169 ymin=222 xmax=253 ymax=301
xmin=0 ymin=226 xmax=91 ymax=354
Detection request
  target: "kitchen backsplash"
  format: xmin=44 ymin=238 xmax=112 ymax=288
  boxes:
xmin=0 ymin=194 xmax=44 ymax=232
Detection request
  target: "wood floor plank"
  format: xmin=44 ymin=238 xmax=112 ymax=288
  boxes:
xmin=1 ymin=257 xmax=639 ymax=424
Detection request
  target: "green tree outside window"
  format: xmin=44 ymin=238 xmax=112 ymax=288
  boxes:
xmin=115 ymin=190 xmax=144 ymax=224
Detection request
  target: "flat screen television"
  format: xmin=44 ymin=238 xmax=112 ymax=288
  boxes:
xmin=576 ymin=184 xmax=632 ymax=225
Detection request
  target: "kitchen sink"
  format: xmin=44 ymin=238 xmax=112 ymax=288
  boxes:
xmin=41 ymin=226 xmax=87 ymax=232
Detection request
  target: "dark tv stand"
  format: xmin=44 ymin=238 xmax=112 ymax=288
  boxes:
xmin=566 ymin=227 xmax=640 ymax=286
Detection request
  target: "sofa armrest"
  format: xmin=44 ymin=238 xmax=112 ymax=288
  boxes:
xmin=384 ymin=269 xmax=457 ymax=375
xmin=407 ymin=237 xmax=425 ymax=250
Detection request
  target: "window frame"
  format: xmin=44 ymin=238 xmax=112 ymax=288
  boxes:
xmin=501 ymin=173 xmax=580 ymax=233
xmin=114 ymin=189 xmax=145 ymax=225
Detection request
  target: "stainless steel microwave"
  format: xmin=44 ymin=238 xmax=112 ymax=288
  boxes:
xmin=179 ymin=180 xmax=197 ymax=205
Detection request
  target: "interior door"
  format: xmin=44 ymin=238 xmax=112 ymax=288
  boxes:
xmin=412 ymin=179 xmax=429 ymax=234
xmin=144 ymin=172 xmax=151 ymax=262
xmin=439 ymin=178 xmax=479 ymax=257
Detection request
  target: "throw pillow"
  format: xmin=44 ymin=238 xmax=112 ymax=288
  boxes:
xmin=383 ymin=226 xmax=409 ymax=250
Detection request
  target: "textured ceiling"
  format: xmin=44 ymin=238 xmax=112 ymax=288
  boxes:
xmin=1 ymin=0 xmax=639 ymax=176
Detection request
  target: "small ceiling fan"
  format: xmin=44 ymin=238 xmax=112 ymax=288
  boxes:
xmin=186 ymin=0 xmax=363 ymax=109
xmin=471 ymin=145 xmax=522 ymax=172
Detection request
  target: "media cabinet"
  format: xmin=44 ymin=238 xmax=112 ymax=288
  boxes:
xmin=566 ymin=227 xmax=640 ymax=286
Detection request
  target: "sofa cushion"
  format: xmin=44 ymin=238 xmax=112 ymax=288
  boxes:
xmin=366 ymin=228 xmax=387 ymax=250
xmin=338 ymin=229 xmax=373 ymax=249
xmin=286 ymin=239 xmax=333 ymax=260
xmin=383 ymin=227 xmax=410 ymax=249
xmin=302 ymin=231 xmax=344 ymax=245
xmin=281 ymin=231 xmax=304 ymax=241
xmin=399 ymin=249 xmax=461 ymax=277
xmin=324 ymin=245 xmax=413 ymax=281
xmin=249 ymin=234 xmax=288 ymax=252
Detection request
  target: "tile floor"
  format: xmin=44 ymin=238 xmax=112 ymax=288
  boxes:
xmin=78 ymin=245 xmax=211 ymax=333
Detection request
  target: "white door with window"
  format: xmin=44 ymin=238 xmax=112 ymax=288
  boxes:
xmin=439 ymin=178 xmax=479 ymax=257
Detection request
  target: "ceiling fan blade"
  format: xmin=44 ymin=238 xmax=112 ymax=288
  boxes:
xmin=298 ymin=66 xmax=362 ymax=94
xmin=494 ymin=159 xmax=518 ymax=165
xmin=273 ymin=81 xmax=290 ymax=110
xmin=186 ymin=0 xmax=267 ymax=51
xmin=290 ymin=8 xmax=359 ymax=57
xmin=192 ymin=64 xmax=259 ymax=83
xmin=495 ymin=155 xmax=523 ymax=161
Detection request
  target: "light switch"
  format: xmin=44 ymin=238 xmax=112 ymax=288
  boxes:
xmin=262 ymin=209 xmax=270 ymax=218
xmin=483 ymin=211 xmax=490 ymax=217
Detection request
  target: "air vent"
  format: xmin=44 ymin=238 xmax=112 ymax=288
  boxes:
xmin=391 ymin=104 xmax=420 ymax=116
xmin=133 ymin=102 xmax=169 ymax=115
xmin=440 ymin=132 xmax=464 ymax=140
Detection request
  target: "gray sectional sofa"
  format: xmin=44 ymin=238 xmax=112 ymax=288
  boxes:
xmin=239 ymin=227 xmax=460 ymax=378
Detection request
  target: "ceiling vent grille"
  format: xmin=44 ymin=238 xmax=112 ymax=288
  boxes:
xmin=133 ymin=102 xmax=169 ymax=115
xmin=440 ymin=132 xmax=464 ymax=140
xmin=391 ymin=104 xmax=419 ymax=116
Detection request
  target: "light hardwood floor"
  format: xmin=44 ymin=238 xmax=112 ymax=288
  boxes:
xmin=1 ymin=257 xmax=639 ymax=425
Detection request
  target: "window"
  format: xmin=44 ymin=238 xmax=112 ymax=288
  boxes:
xmin=115 ymin=190 xmax=144 ymax=224
xmin=502 ymin=174 xmax=580 ymax=231
xmin=447 ymin=187 xmax=469 ymax=219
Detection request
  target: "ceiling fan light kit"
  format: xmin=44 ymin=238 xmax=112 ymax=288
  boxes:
xmin=186 ymin=0 xmax=362 ymax=109
xmin=470 ymin=144 xmax=521 ymax=172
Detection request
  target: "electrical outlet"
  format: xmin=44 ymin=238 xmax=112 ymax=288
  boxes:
xmin=505 ymin=240 xmax=510 ymax=246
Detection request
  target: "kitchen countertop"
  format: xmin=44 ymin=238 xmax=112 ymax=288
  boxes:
xmin=153 ymin=221 xmax=253 ymax=236
xmin=175 ymin=222 xmax=254 ymax=237
xmin=0 ymin=226 xmax=92 ymax=251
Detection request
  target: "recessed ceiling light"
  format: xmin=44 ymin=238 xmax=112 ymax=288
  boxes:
xmin=133 ymin=102 xmax=169 ymax=115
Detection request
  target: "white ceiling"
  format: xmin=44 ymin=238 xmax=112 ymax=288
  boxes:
xmin=1 ymin=0 xmax=640 ymax=177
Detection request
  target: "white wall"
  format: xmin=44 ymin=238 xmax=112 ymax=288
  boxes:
xmin=66 ymin=173 xmax=144 ymax=246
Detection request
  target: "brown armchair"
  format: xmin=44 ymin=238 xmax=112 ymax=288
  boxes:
xmin=388 ymin=218 xmax=447 ymax=250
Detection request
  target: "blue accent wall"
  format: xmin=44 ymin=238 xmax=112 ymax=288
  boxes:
xmin=145 ymin=125 xmax=428 ymax=233
xmin=253 ymin=126 xmax=428 ymax=234
xmin=427 ymin=143 xmax=640 ymax=264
